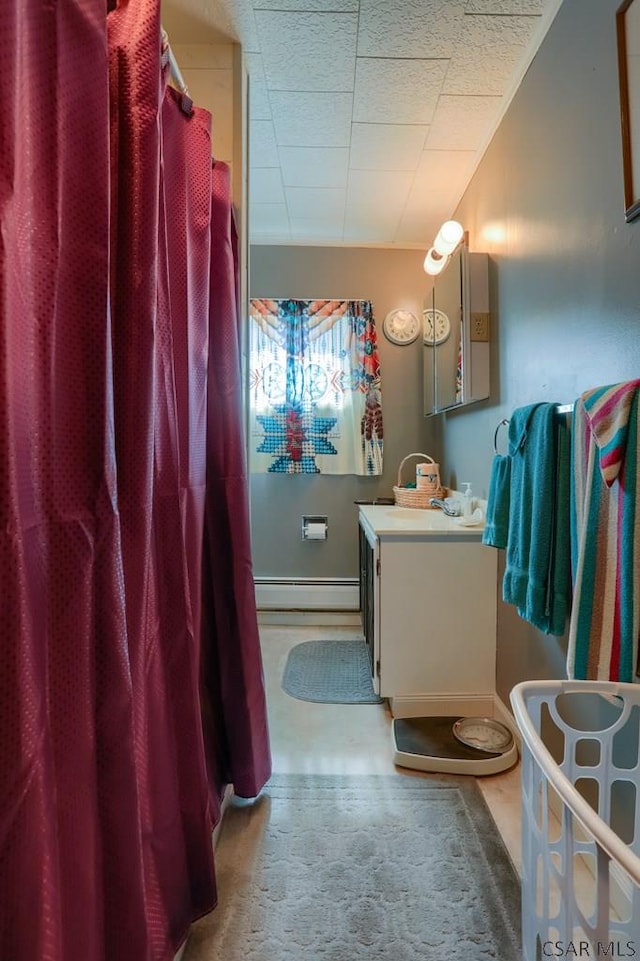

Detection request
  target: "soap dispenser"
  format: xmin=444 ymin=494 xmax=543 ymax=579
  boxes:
xmin=462 ymin=482 xmax=473 ymax=519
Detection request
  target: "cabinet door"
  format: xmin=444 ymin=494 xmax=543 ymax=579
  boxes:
xmin=359 ymin=525 xmax=374 ymax=662
xmin=358 ymin=524 xmax=380 ymax=693
xmin=377 ymin=537 xmax=496 ymax=698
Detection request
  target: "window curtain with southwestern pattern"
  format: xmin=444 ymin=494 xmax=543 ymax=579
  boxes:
xmin=249 ymin=298 xmax=384 ymax=475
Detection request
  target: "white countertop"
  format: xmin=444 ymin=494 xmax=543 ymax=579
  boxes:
xmin=358 ymin=503 xmax=486 ymax=537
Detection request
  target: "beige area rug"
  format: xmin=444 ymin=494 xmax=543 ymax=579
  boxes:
xmin=183 ymin=774 xmax=521 ymax=961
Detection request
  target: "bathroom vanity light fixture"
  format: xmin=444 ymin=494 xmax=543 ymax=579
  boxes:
xmin=423 ymin=247 xmax=448 ymax=276
xmin=423 ymin=220 xmax=464 ymax=276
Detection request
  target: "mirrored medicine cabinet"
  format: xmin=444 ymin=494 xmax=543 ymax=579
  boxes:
xmin=423 ymin=243 xmax=490 ymax=416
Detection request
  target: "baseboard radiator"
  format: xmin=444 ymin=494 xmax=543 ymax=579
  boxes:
xmin=254 ymin=577 xmax=360 ymax=612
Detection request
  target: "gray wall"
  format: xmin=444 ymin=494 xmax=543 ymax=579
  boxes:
xmin=449 ymin=0 xmax=639 ymax=701
xmin=248 ymin=246 xmax=441 ymax=578
xmin=248 ymin=0 xmax=639 ymax=706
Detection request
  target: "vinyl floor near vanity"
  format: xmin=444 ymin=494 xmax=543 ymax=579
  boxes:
xmin=182 ymin=623 xmax=606 ymax=961
xmin=259 ymin=622 xmax=524 ymax=874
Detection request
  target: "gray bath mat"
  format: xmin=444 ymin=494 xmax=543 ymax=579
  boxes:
xmin=281 ymin=639 xmax=383 ymax=704
xmin=183 ymin=773 xmax=522 ymax=961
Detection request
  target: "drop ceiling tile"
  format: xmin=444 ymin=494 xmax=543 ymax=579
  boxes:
xmin=343 ymin=206 xmax=401 ymax=243
xmin=353 ymin=58 xmax=448 ymax=125
xmin=443 ymin=14 xmax=539 ymax=96
xmin=416 ymin=146 xmax=477 ymax=179
xmin=394 ymin=207 xmax=452 ymax=245
xmin=407 ymin=149 xmax=477 ymax=213
xmin=246 ymin=54 xmax=272 ymax=120
xmin=397 ymin=205 xmax=436 ymax=241
xmin=249 ymin=120 xmax=280 ymax=167
xmin=284 ymin=187 xmax=347 ymax=221
xmin=255 ymin=12 xmax=357 ymax=92
xmin=230 ymin=0 xmax=558 ymax=246
xmin=347 ymin=169 xmax=414 ymax=208
xmin=249 ymin=79 xmax=272 ymax=121
xmin=255 ymin=0 xmax=358 ymax=9
xmin=349 ymin=123 xmax=428 ymax=171
xmin=289 ymin=219 xmax=345 ymax=242
xmin=465 ymin=0 xmax=545 ymax=12
xmin=425 ymin=95 xmax=501 ymax=151
xmin=223 ymin=0 xmax=260 ymax=54
xmin=251 ymin=167 xmax=286 ymax=204
xmin=270 ymin=92 xmax=353 ymax=147
xmin=279 ymin=147 xmax=349 ymax=188
xmin=251 ymin=232 xmax=291 ymax=245
xmin=245 ymin=52 xmax=266 ymax=78
xmin=357 ymin=0 xmax=467 ymax=58
xmin=397 ymin=151 xmax=477 ymax=244
xmin=250 ymin=203 xmax=291 ymax=238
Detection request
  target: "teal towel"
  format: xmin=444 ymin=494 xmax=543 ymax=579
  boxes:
xmin=546 ymin=417 xmax=572 ymax=636
xmin=502 ymin=403 xmax=571 ymax=636
xmin=482 ymin=454 xmax=511 ymax=549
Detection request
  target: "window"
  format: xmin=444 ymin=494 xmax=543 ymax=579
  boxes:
xmin=248 ymin=299 xmax=383 ymax=475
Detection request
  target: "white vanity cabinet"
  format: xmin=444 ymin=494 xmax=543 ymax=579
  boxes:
xmin=358 ymin=505 xmax=497 ymax=717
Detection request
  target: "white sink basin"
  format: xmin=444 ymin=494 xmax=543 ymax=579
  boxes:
xmin=359 ymin=502 xmax=485 ymax=536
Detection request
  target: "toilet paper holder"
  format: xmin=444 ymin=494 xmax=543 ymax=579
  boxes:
xmin=301 ymin=515 xmax=328 ymax=540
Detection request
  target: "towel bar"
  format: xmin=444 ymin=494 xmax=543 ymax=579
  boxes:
xmin=493 ymin=418 xmax=509 ymax=454
xmin=493 ymin=403 xmax=574 ymax=455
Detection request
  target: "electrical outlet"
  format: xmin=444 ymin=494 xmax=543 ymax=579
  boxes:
xmin=471 ymin=312 xmax=490 ymax=342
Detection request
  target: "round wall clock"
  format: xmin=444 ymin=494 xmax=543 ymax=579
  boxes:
xmin=383 ymin=308 xmax=420 ymax=345
xmin=423 ymin=308 xmax=451 ymax=345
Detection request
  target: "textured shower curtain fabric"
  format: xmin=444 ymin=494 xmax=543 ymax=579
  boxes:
xmin=0 ymin=4 xmax=160 ymax=960
xmin=249 ymin=298 xmax=384 ymax=474
xmin=202 ymin=162 xmax=271 ymax=799
xmin=109 ymin=5 xmax=220 ymax=957
xmin=0 ymin=3 xmax=127 ymax=959
xmin=159 ymin=87 xmax=213 ymax=660
xmin=0 ymin=0 xmax=270 ymax=959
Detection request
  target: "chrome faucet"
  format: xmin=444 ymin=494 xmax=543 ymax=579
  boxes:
xmin=429 ymin=497 xmax=460 ymax=517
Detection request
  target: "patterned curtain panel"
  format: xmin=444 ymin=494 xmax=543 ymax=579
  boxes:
xmin=249 ymin=299 xmax=384 ymax=475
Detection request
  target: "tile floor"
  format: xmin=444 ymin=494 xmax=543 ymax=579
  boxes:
xmin=260 ymin=623 xmax=524 ymax=876
xmin=180 ymin=622 xmax=525 ymax=960
xmin=182 ymin=622 xmax=625 ymax=960
xmin=258 ymin=625 xmax=616 ymax=925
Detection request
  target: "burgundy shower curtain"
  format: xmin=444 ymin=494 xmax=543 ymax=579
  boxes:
xmin=109 ymin=2 xmax=218 ymax=954
xmin=201 ymin=162 xmax=271 ymax=800
xmin=0 ymin=0 xmax=270 ymax=958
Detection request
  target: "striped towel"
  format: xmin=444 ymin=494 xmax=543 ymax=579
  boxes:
xmin=568 ymin=380 xmax=640 ymax=681
xmin=582 ymin=379 xmax=640 ymax=485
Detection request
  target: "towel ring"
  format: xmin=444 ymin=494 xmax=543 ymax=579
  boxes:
xmin=493 ymin=418 xmax=510 ymax=455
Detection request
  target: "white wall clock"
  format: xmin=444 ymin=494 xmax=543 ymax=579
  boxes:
xmin=382 ymin=308 xmax=420 ymax=345
xmin=423 ymin=308 xmax=451 ymax=345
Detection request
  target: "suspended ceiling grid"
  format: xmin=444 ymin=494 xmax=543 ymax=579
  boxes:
xmin=163 ymin=0 xmax=563 ymax=248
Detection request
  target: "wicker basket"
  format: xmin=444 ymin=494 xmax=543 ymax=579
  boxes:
xmin=393 ymin=453 xmax=445 ymax=509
